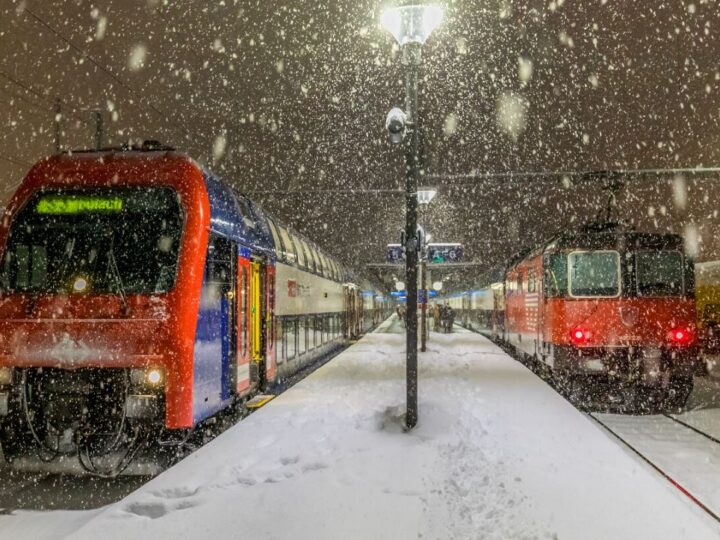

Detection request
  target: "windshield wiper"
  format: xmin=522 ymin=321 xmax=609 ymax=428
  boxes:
xmin=106 ymin=241 xmax=130 ymax=314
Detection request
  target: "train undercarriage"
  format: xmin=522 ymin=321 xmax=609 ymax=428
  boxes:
xmin=0 ymin=367 xmax=176 ymax=476
xmin=549 ymin=345 xmax=696 ymax=413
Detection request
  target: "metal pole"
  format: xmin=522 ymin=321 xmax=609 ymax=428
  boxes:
xmin=54 ymin=98 xmax=62 ymax=153
xmin=94 ymin=110 xmax=103 ymax=150
xmin=421 ymin=256 xmax=427 ymax=352
xmin=404 ymin=42 xmax=421 ymax=429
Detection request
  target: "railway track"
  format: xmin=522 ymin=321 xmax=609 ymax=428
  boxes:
xmin=589 ymin=412 xmax=720 ymax=524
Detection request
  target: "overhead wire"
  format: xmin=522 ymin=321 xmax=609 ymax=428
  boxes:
xmin=0 ymin=70 xmax=96 ymax=128
xmin=20 ymin=6 xmax=202 ymax=146
xmin=0 ymin=155 xmax=32 ymax=167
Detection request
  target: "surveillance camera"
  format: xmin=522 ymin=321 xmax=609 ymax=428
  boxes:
xmin=385 ymin=107 xmax=407 ymax=144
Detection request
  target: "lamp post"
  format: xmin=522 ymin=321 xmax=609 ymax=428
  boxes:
xmin=381 ymin=3 xmax=443 ymax=430
xmin=417 ymin=188 xmax=436 ymax=353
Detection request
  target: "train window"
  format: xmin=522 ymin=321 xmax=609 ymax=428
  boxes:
xmin=320 ymin=253 xmax=331 ymax=278
xmin=314 ymin=249 xmax=324 ymax=275
xmin=636 ymin=251 xmax=684 ymax=297
xmin=527 ymin=268 xmax=536 ymax=293
xmin=300 ymin=239 xmax=316 ymax=273
xmin=1 ymin=187 xmax=184 ymax=294
xmin=236 ymin=197 xmax=255 ymax=228
xmin=206 ymin=235 xmax=232 ymax=283
xmin=569 ymin=251 xmax=620 ymax=297
xmin=298 ymin=317 xmax=307 ymax=355
xmin=545 ymin=254 xmax=568 ymax=297
xmin=277 ymin=225 xmax=297 ymax=264
xmin=266 ymin=218 xmax=283 ymax=261
xmin=277 ymin=319 xmax=285 ymax=363
xmin=284 ymin=318 xmax=297 ymax=360
xmin=292 ymin=234 xmax=307 ymax=269
xmin=336 ymin=263 xmax=344 ymax=283
xmin=310 ymin=247 xmax=322 ymax=275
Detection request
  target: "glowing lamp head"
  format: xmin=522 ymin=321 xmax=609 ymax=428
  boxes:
xmin=72 ymin=276 xmax=89 ymax=293
xmin=380 ymin=5 xmax=444 ymax=46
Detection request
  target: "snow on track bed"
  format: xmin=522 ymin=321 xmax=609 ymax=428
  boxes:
xmin=465 ymin=325 xmax=720 ymax=525
xmin=591 ymin=412 xmax=720 ymax=522
xmin=2 ymin=318 xmax=719 ymax=539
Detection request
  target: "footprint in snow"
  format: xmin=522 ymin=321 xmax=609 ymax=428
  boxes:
xmin=151 ymin=486 xmax=200 ymax=499
xmin=301 ymin=462 xmax=329 ymax=473
xmin=124 ymin=494 xmax=201 ymax=519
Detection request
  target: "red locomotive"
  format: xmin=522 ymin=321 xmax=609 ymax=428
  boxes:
xmin=467 ymin=223 xmax=698 ymax=411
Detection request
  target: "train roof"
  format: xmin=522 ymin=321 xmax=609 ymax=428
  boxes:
xmin=546 ymin=227 xmax=685 ymax=253
xmin=504 ymin=221 xmax=686 ymax=272
xmin=22 ymin=143 xmax=352 ymax=282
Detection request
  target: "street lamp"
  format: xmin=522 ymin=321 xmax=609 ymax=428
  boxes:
xmin=381 ymin=2 xmax=444 ymax=430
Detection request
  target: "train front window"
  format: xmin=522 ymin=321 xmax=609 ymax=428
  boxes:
xmin=568 ymin=251 xmax=620 ymax=297
xmin=636 ymin=251 xmax=684 ymax=297
xmin=545 ymin=253 xmax=568 ymax=297
xmin=0 ymin=188 xmax=183 ymax=294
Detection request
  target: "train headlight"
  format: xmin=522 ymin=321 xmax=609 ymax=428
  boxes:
xmin=0 ymin=367 xmax=12 ymax=386
xmin=147 ymin=369 xmax=163 ymax=385
xmin=130 ymin=367 xmax=164 ymax=388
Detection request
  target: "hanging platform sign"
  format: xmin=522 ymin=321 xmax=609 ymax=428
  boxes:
xmin=386 ymin=243 xmax=405 ymax=263
xmin=427 ymin=243 xmax=463 ymax=263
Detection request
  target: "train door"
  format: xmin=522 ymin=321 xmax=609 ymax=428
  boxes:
xmin=265 ymin=264 xmax=277 ymax=383
xmin=193 ymin=234 xmax=236 ymax=423
xmin=250 ymin=261 xmax=266 ymax=386
xmin=236 ymin=253 xmax=253 ymax=396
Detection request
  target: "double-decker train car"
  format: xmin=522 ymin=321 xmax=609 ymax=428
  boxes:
xmin=0 ymin=143 xmax=387 ymax=474
xmin=460 ymin=223 xmax=699 ymax=410
xmin=454 ymin=284 xmax=504 ymax=336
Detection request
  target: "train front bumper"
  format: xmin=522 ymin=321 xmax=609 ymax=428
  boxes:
xmin=555 ymin=345 xmax=701 ymax=378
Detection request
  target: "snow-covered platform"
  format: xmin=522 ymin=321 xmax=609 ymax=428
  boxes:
xmin=2 ymin=317 xmax=720 ymax=539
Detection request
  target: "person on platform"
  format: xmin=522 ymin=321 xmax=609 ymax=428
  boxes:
xmin=440 ymin=303 xmax=449 ymax=333
xmin=432 ymin=303 xmax=441 ymax=331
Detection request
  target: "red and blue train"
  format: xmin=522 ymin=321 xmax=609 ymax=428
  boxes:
xmin=0 ymin=142 xmax=387 ymax=474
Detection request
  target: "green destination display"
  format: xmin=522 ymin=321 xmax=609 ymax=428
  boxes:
xmin=36 ymin=196 xmax=124 ymax=215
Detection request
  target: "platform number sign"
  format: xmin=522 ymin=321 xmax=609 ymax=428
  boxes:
xmin=428 ymin=244 xmax=463 ymax=263
xmin=386 ymin=244 xmax=404 ymax=263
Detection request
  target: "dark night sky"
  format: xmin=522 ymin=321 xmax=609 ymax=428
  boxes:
xmin=2 ymin=0 xmax=720 ymax=283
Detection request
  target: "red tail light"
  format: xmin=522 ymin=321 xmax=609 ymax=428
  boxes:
xmin=570 ymin=328 xmax=590 ymax=345
xmin=668 ymin=327 xmax=693 ymax=346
